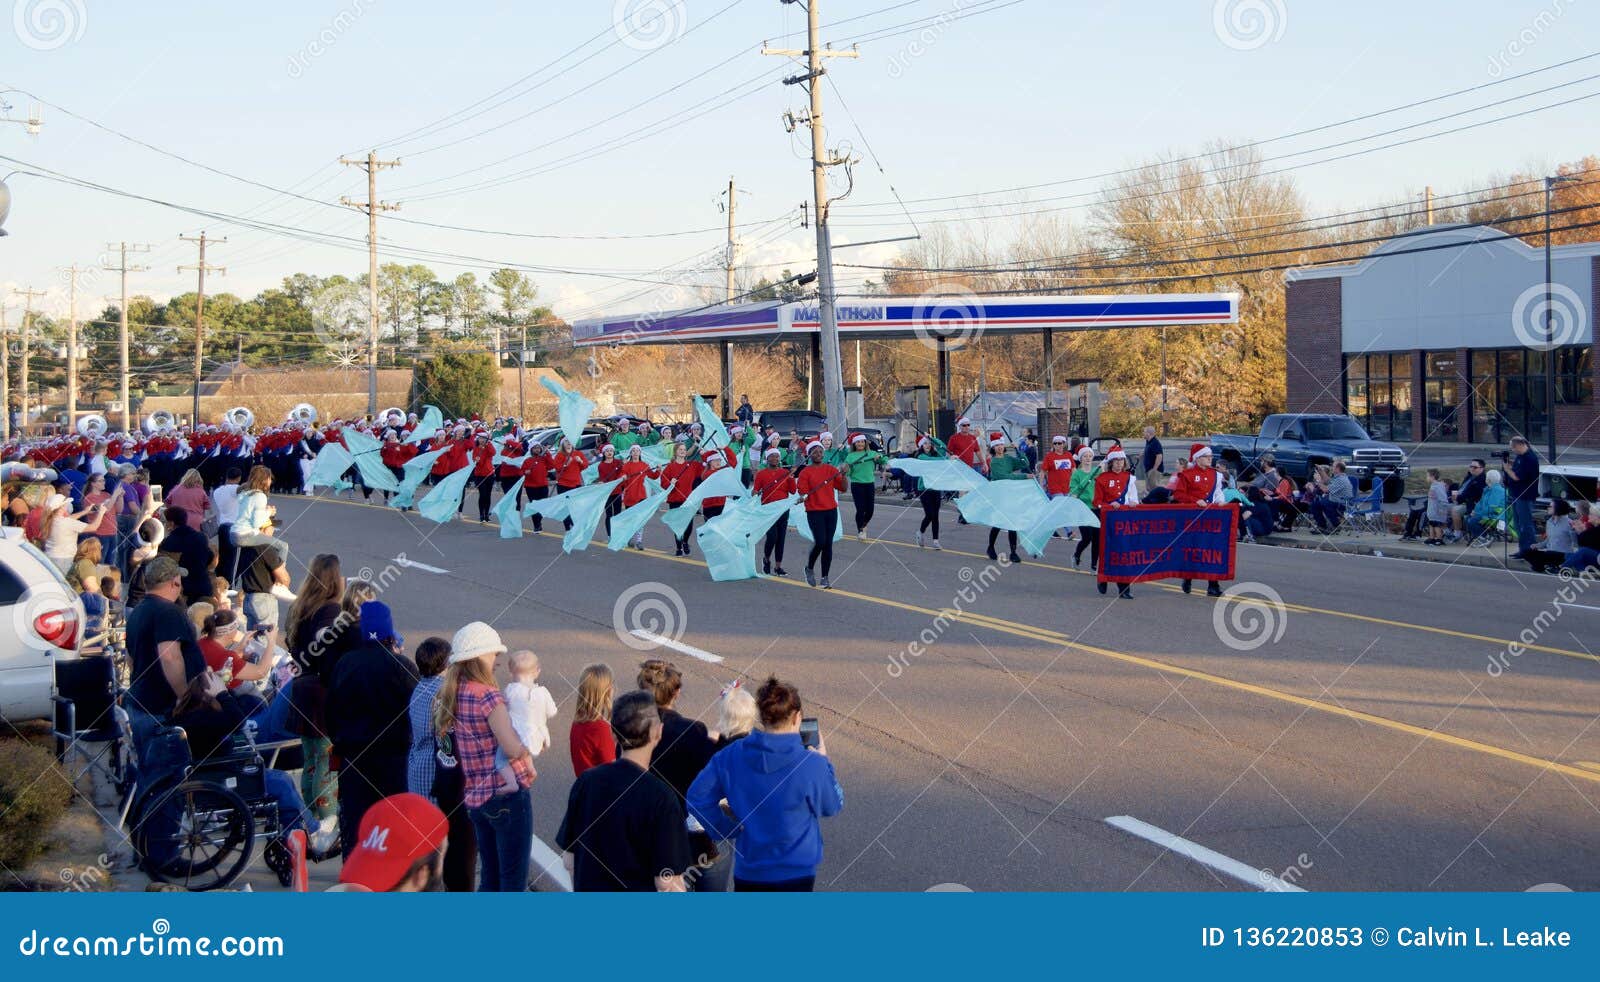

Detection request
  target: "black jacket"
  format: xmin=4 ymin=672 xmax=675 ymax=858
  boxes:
xmin=325 ymin=641 xmax=419 ymax=762
xmin=648 ymin=707 xmax=719 ymax=801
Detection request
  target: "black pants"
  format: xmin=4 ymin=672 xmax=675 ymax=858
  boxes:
xmin=988 ymin=528 xmax=1018 ymax=554
xmin=736 ymin=875 xmax=815 ymax=892
xmin=1075 ymin=518 xmax=1100 ymax=566
xmin=557 ymin=485 xmax=579 ymax=529
xmin=919 ymin=489 xmax=941 ymax=538
xmin=216 ymin=524 xmax=236 ymax=586
xmin=430 ymin=760 xmax=476 ymax=893
xmin=668 ymin=504 xmax=693 ymax=551
xmin=336 ymin=752 xmax=408 ymax=859
xmin=499 ymin=474 xmax=521 ymax=506
xmin=475 ymin=474 xmax=495 ymax=520
xmin=807 ymin=509 xmax=837 ymax=576
xmin=851 ymin=481 xmax=875 ymax=532
xmin=741 ymin=470 xmax=754 ymax=489
xmin=604 ymin=496 xmax=623 ymax=535
xmin=763 ymin=516 xmax=787 ymax=564
xmin=703 ymin=504 xmax=724 ymax=521
xmin=525 ymin=484 xmax=548 ymax=531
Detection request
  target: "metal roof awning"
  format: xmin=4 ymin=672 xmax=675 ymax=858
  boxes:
xmin=572 ymin=292 xmax=1239 ymax=347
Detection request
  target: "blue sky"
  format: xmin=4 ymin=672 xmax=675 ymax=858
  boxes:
xmin=2 ymin=0 xmax=1598 ymax=324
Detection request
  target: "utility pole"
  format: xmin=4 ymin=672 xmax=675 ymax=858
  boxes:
xmin=517 ymin=322 xmax=527 ymax=422
xmin=104 ymin=242 xmax=151 ymax=433
xmin=720 ymin=176 xmax=739 ymax=414
xmin=765 ymin=2 xmax=858 ymax=439
xmin=61 ymin=263 xmax=86 ymax=427
xmin=340 ymin=152 xmax=401 ymax=417
xmin=1423 ymin=186 xmax=1434 ymax=226
xmin=178 ymin=232 xmax=226 ymax=426
xmin=0 ymin=306 xmax=9 ymax=443
xmin=12 ymin=285 xmax=45 ymax=435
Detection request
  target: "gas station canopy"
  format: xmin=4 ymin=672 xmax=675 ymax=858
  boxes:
xmin=572 ymin=292 xmax=1238 ymax=346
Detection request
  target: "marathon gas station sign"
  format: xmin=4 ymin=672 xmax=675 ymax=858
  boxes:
xmin=572 ymin=293 xmax=1238 ymax=346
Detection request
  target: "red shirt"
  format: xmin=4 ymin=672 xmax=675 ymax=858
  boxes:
xmin=553 ymin=451 xmax=588 ymax=489
xmin=597 ymin=458 xmax=624 ymax=496
xmin=497 ymin=441 xmax=526 ymax=478
xmin=520 ymin=453 xmax=551 ymax=488
xmin=569 ymin=719 xmax=616 ymax=778
xmin=659 ymin=460 xmax=701 ymax=504
xmin=796 ymin=463 xmax=846 ymax=511
xmin=1041 ymin=451 xmax=1075 ymax=495
xmin=471 ymin=442 xmax=496 ymax=478
xmin=753 ymin=465 xmax=796 ymax=504
xmin=199 ymin=637 xmax=246 ymax=690
xmin=1172 ymin=465 xmax=1220 ymax=505
xmin=947 ymin=431 xmax=982 ymax=467
xmin=380 ymin=442 xmax=407 ymax=468
xmin=1093 ymin=471 xmax=1134 ymax=509
xmin=618 ymin=460 xmax=657 ymax=506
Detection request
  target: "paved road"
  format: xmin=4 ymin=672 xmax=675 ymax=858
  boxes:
xmin=245 ymin=489 xmax=1600 ymax=892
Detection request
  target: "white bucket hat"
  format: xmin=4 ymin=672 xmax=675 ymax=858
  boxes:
xmin=449 ymin=621 xmax=507 ymax=664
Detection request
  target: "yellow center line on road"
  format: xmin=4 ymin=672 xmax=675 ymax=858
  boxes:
xmin=282 ymin=493 xmax=1600 ymax=785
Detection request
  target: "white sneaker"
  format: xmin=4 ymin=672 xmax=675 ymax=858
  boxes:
xmin=308 ymin=816 xmax=338 ymax=855
xmin=916 ymin=532 xmax=924 ymax=547
xmin=931 ymin=539 xmax=942 ymax=550
xmin=269 ymin=584 xmax=298 ymax=602
xmin=857 ymin=531 xmax=867 ymax=542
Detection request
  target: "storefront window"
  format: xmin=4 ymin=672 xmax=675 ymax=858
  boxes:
xmin=1468 ymin=345 xmax=1587 ymax=443
xmin=1343 ymin=352 xmax=1411 ymax=441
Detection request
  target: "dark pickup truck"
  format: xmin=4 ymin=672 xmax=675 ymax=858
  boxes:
xmin=1210 ymin=414 xmax=1411 ymax=503
xmin=756 ymin=410 xmax=886 ymax=452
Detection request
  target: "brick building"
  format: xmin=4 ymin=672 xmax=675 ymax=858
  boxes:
xmin=1285 ymin=225 xmax=1599 ymax=451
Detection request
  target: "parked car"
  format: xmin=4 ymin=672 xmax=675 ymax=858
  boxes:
xmin=755 ymin=410 xmax=886 ymax=452
xmin=1540 ymin=464 xmax=1598 ymax=509
xmin=525 ymin=426 xmax=609 ymax=454
xmin=0 ymin=534 xmax=86 ymax=723
xmin=1211 ymin=414 xmax=1411 ymax=502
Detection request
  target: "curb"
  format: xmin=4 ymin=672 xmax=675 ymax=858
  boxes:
xmin=1252 ymin=535 xmax=1514 ymax=571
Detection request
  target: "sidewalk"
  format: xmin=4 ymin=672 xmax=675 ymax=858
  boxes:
xmin=1255 ymin=528 xmax=1526 ymax=571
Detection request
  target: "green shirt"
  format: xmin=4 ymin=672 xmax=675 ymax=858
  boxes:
xmin=610 ymin=432 xmax=640 ymax=453
xmin=842 ymin=450 xmax=884 ymax=484
xmin=913 ymin=450 xmax=945 ymax=492
xmin=989 ymin=454 xmax=1029 ymax=481
xmin=1069 ymin=466 xmax=1100 ymax=505
xmin=639 ymin=430 xmax=661 ymax=446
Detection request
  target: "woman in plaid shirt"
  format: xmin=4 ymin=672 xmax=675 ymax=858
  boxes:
xmin=434 ymin=622 xmax=536 ymax=892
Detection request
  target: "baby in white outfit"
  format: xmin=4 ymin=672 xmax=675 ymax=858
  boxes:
xmin=495 ymin=650 xmax=559 ymax=792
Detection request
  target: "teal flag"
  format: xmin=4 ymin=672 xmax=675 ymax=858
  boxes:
xmin=494 ymin=478 xmax=526 ymax=539
xmin=692 ymin=394 xmax=731 ymax=452
xmin=341 ymin=428 xmax=401 ymax=492
xmin=789 ymin=500 xmax=845 ymax=543
xmin=958 ymin=480 xmax=1101 ymax=557
xmin=660 ymin=466 xmax=746 ymax=539
xmin=640 ymin=442 xmax=674 ymax=467
xmin=1017 ymin=494 xmax=1099 ymax=558
xmin=606 ymin=479 xmax=667 ymax=552
xmin=306 ymin=444 xmax=354 ymax=492
xmin=524 ymin=488 xmax=574 ymax=523
xmin=538 ymin=376 xmax=596 ymax=446
xmin=416 ymin=462 xmax=475 ymax=524
xmin=558 ymin=481 xmax=620 ymax=553
xmin=390 ymin=448 xmax=446 ymax=509
xmin=888 ymin=457 xmax=987 ymax=492
xmin=403 ymin=405 xmax=444 ymax=445
xmin=581 ymin=460 xmax=601 ymax=485
xmin=697 ymin=495 xmax=797 ymax=581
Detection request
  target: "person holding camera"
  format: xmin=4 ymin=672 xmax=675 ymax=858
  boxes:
xmin=1501 ymin=437 xmax=1541 ymax=559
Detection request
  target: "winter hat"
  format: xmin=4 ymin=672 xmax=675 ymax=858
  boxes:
xmin=1191 ymin=444 xmax=1214 ymax=460
xmin=449 ymin=622 xmax=506 ymax=664
xmin=360 ymin=601 xmax=402 ymax=648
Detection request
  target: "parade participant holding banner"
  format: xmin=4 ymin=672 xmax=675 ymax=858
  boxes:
xmin=795 ymin=442 xmax=846 ymax=589
xmin=496 ymin=432 xmax=526 ymax=510
xmin=1172 ymin=444 xmax=1228 ymax=597
xmin=1093 ymin=450 xmax=1140 ymax=599
xmin=1070 ymin=446 xmax=1099 ymax=568
xmin=520 ymin=442 xmax=552 ymax=532
xmin=843 ymin=433 xmax=886 ymax=542
xmin=552 ymin=438 xmax=589 ymax=532
xmin=753 ymin=447 xmax=796 ymax=575
xmin=617 ymin=444 xmax=659 ymax=551
xmin=984 ymin=437 xmax=1028 ymax=563
xmin=700 ymin=452 xmax=732 ymax=521
xmin=597 ymin=444 xmax=625 ymax=536
xmin=471 ymin=432 xmax=497 ymax=523
xmin=661 ymin=442 xmax=702 ymax=557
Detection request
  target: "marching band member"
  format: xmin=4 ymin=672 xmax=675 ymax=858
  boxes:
xmin=617 ymin=444 xmax=659 ymax=551
xmin=753 ymin=446 xmax=795 ymax=575
xmin=699 ymin=451 xmax=731 ymax=521
xmin=728 ymin=424 xmax=758 ymax=488
xmin=470 ymin=431 xmax=497 ymax=523
xmin=496 ymin=431 xmax=527 ymax=511
xmin=551 ymin=437 xmax=589 ymax=532
xmin=1172 ymin=444 xmax=1228 ymax=597
xmin=520 ymin=441 xmax=553 ymax=532
xmin=660 ymin=441 xmax=702 ymax=556
xmin=842 ymin=433 xmax=886 ymax=542
xmin=610 ymin=418 xmax=640 ymax=455
xmin=597 ymin=444 xmax=625 ymax=536
xmin=984 ymin=436 xmax=1028 ymax=564
xmin=1093 ymin=449 xmax=1140 ymax=599
xmin=912 ymin=436 xmax=945 ymax=550
xmin=795 ymin=441 xmax=846 ymax=590
xmin=1070 ymin=446 xmax=1099 ymax=568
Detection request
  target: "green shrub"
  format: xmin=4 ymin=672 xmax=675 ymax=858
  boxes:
xmin=0 ymin=740 xmax=73 ymax=869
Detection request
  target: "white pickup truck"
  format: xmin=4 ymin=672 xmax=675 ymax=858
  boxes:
xmin=0 ymin=534 xmax=87 ymax=723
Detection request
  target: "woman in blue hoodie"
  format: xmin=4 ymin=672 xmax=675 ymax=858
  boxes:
xmin=687 ymin=676 xmax=843 ymax=891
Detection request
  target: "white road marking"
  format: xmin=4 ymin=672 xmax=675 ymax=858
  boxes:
xmin=1554 ymin=602 xmax=1600 ymax=612
xmin=393 ymin=556 xmax=450 ymax=574
xmin=1105 ymin=815 xmax=1307 ymax=892
xmin=629 ymin=629 xmax=724 ymax=663
xmin=529 ymin=836 xmax=572 ymax=892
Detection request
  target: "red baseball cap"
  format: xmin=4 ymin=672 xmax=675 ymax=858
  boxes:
xmin=337 ymin=793 xmax=448 ymax=892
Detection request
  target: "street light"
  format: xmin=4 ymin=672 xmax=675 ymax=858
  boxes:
xmin=1543 ymin=173 xmax=1582 ymax=462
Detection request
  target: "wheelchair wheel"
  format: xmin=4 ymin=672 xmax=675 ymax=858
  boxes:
xmin=134 ymin=779 xmax=255 ymax=891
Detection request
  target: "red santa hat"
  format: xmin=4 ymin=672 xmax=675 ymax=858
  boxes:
xmin=1190 ymin=443 xmax=1213 ymax=460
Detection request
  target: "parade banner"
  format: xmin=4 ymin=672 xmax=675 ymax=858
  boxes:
xmin=1098 ymin=504 xmax=1238 ymax=584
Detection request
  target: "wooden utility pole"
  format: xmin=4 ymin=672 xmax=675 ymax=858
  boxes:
xmin=340 ymin=152 xmax=401 ymax=416
xmin=12 ymin=285 xmax=45 ymax=435
xmin=60 ymin=264 xmax=87 ymax=427
xmin=179 ymin=232 xmax=226 ymax=426
xmin=104 ymin=242 xmax=151 ymax=433
xmin=720 ymin=177 xmax=739 ymax=413
xmin=764 ymin=3 xmax=858 ymax=438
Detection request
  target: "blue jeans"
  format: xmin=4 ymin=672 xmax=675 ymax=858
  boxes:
xmin=263 ymin=769 xmax=308 ymax=834
xmin=469 ymin=788 xmax=532 ymax=892
xmin=243 ymin=592 xmax=278 ymax=634
xmin=694 ymin=846 xmax=733 ymax=892
xmin=1512 ymin=499 xmax=1536 ymax=552
xmin=1563 ymin=548 xmax=1599 ymax=573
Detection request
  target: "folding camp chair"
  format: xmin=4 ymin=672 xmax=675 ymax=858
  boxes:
xmin=1338 ymin=485 xmax=1387 ymax=536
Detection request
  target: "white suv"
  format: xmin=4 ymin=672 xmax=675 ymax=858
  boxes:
xmin=0 ymin=533 xmax=86 ymax=722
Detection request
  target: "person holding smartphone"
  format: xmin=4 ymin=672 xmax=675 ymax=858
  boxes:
xmin=687 ymin=676 xmax=843 ymax=892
